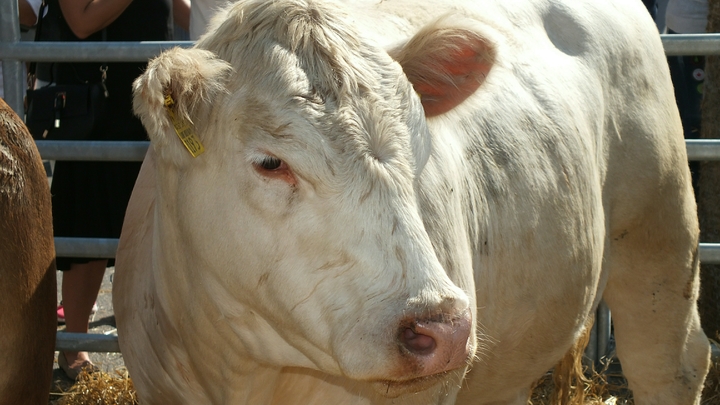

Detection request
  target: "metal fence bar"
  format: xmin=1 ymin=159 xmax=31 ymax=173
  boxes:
xmin=662 ymin=33 xmax=720 ymax=56
xmin=3 ymin=34 xmax=720 ymax=62
xmin=30 ymin=138 xmax=720 ymax=162
xmin=687 ymin=139 xmax=720 ymax=161
xmin=596 ymin=301 xmax=612 ymax=360
xmin=56 ymin=332 xmax=120 ymax=353
xmin=0 ymin=41 xmax=193 ymax=62
xmin=53 ymin=241 xmax=720 ymax=263
xmin=35 ymin=140 xmax=149 ymax=162
xmin=700 ymin=243 xmax=720 ymax=264
xmin=0 ymin=0 xmax=25 ymax=117
xmin=54 ymin=237 xmax=119 ymax=258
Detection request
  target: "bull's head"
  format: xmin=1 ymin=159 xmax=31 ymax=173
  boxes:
xmin=132 ymin=0 xmax=493 ymax=398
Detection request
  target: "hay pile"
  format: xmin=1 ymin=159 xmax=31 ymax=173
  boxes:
xmin=528 ymin=350 xmax=720 ymax=405
xmin=529 ymin=362 xmax=632 ymax=405
xmin=52 ymin=368 xmax=137 ymax=405
xmin=51 ymin=355 xmax=720 ymax=405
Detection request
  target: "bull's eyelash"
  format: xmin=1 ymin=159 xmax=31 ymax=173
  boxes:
xmin=247 ymin=152 xmax=284 ymax=171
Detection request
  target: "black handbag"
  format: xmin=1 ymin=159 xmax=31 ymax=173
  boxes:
xmin=25 ymin=75 xmax=108 ymax=140
xmin=24 ymin=0 xmax=109 ymax=140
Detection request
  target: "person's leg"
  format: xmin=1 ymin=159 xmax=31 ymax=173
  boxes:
xmin=61 ymin=259 xmax=107 ymax=369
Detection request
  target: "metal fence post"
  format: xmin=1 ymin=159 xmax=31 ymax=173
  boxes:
xmin=0 ymin=0 xmax=24 ymax=115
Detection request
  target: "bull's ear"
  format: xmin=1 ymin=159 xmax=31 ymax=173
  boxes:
xmin=132 ymin=47 xmax=232 ymax=163
xmin=390 ymin=17 xmax=495 ymax=117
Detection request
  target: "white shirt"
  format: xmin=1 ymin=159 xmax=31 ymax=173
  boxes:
xmin=666 ymin=0 xmax=709 ymax=34
xmin=189 ymin=0 xmax=230 ymax=40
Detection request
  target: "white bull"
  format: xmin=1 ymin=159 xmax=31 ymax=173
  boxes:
xmin=114 ymin=0 xmax=711 ymax=404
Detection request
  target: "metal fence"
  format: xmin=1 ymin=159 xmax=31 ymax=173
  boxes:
xmin=2 ymin=2 xmax=720 ymax=359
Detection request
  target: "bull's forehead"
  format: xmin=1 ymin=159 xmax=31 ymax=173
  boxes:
xmin=222 ymin=84 xmax=420 ymax=199
xmin=197 ymin=0 xmax=428 ymax=190
xmin=196 ymin=0 xmax=420 ymax=125
xmin=199 ymin=0 xmax=390 ymax=97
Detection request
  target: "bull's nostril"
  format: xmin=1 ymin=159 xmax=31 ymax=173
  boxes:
xmin=400 ymin=327 xmax=436 ymax=354
xmin=396 ymin=310 xmax=471 ymax=378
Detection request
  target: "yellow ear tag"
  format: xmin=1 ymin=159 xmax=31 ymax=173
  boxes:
xmin=163 ymin=94 xmax=205 ymax=158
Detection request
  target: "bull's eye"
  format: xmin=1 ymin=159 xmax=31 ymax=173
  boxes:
xmin=259 ymin=156 xmax=282 ymax=171
xmin=251 ymin=153 xmax=295 ymax=185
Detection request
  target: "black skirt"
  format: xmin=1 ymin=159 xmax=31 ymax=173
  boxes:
xmin=52 ymin=160 xmax=142 ymax=270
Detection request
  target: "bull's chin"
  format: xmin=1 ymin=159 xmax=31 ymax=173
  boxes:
xmin=369 ymin=370 xmax=459 ymax=398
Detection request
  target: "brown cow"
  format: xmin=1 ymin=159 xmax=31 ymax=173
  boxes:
xmin=0 ymin=98 xmax=56 ymax=404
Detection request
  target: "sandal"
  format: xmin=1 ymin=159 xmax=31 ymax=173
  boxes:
xmin=57 ymin=352 xmax=98 ymax=380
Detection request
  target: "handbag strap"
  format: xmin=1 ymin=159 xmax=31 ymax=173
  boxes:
xmin=26 ymin=0 xmax=47 ymax=88
xmin=26 ymin=1 xmax=108 ymax=89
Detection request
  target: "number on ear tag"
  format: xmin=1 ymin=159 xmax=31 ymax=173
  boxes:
xmin=164 ymin=94 xmax=205 ymax=158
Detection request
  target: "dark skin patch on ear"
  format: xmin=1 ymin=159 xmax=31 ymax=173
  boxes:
xmin=396 ymin=28 xmax=495 ymax=117
xmin=415 ymin=40 xmax=493 ymax=117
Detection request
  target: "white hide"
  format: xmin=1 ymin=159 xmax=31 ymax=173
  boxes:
xmin=115 ymin=0 xmax=710 ymax=404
